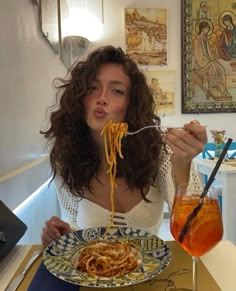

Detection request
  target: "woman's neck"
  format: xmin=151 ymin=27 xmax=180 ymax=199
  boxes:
xmin=97 ymin=157 xmax=110 ymax=179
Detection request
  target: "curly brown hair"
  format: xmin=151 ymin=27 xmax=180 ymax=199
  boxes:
xmin=41 ymin=45 xmax=165 ymax=200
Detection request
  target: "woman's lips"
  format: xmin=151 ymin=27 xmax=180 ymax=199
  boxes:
xmin=93 ymin=108 xmax=108 ymax=118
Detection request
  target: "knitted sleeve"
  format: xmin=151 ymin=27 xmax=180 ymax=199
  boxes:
xmin=157 ymin=145 xmax=202 ymax=211
xmin=55 ymin=178 xmax=80 ymax=231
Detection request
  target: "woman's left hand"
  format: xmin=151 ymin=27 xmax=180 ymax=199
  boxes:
xmin=165 ymin=120 xmax=207 ymax=185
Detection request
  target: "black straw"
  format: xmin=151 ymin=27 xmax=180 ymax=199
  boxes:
xmin=178 ymin=138 xmax=233 ymax=243
xmin=200 ymin=138 xmax=233 ymax=198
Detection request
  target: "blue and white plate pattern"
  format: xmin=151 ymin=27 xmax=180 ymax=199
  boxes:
xmin=43 ymin=226 xmax=171 ymax=288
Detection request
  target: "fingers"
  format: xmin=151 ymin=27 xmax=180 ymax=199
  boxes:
xmin=165 ymin=120 xmax=207 ymax=186
xmin=183 ymin=121 xmax=208 ymax=144
xmin=41 ymin=216 xmax=71 ymax=247
xmin=190 ymin=120 xmax=200 ymax=124
xmin=165 ymin=120 xmax=207 ymax=159
xmin=166 ymin=128 xmax=200 ymax=154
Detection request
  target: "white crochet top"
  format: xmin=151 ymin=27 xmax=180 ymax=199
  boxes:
xmin=56 ymin=149 xmax=201 ymax=236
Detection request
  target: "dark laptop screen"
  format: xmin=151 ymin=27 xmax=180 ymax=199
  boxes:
xmin=0 ymin=200 xmax=27 ymax=260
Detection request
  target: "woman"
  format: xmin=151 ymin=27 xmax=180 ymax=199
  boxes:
xmin=41 ymin=46 xmax=207 ymax=246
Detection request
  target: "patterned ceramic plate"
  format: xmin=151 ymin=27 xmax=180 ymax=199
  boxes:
xmin=43 ymin=226 xmax=171 ymax=288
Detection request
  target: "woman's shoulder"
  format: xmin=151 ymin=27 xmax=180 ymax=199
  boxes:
xmin=54 ymin=176 xmax=72 ymax=196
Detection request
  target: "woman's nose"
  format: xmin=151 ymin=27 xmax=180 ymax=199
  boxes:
xmin=96 ymin=89 xmax=109 ymax=105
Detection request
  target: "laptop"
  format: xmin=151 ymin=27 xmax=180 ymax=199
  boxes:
xmin=0 ymin=200 xmax=27 ymax=261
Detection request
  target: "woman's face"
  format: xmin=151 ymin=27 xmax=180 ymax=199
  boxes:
xmin=224 ymin=19 xmax=232 ymax=28
xmin=84 ymin=63 xmax=131 ymax=135
xmin=202 ymin=26 xmax=210 ymax=35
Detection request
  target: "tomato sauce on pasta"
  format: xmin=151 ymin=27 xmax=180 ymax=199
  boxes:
xmin=75 ymin=240 xmax=140 ymax=277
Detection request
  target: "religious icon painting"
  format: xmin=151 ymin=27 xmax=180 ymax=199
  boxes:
xmin=182 ymin=0 xmax=236 ymax=113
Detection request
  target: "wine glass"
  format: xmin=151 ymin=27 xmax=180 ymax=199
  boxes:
xmin=170 ymin=184 xmax=223 ymax=291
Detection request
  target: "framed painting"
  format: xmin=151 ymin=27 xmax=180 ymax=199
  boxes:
xmin=125 ymin=8 xmax=167 ymax=65
xmin=182 ymin=0 xmax=236 ymax=113
xmin=145 ymin=70 xmax=175 ymax=115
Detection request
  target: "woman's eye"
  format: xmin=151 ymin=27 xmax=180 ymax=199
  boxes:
xmin=88 ymin=86 xmax=99 ymax=92
xmin=112 ymin=88 xmax=125 ymax=95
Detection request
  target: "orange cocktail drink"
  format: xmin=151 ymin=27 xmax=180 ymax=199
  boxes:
xmin=170 ymin=194 xmax=223 ymax=257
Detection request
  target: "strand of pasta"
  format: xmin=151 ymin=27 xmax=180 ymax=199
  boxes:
xmin=100 ymin=121 xmax=128 ymax=233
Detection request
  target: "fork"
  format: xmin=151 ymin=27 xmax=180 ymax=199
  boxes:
xmin=126 ymin=125 xmax=184 ymax=135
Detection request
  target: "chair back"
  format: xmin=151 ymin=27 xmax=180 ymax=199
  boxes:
xmin=202 ymin=143 xmax=216 ymax=159
xmin=202 ymin=141 xmax=236 ymax=159
xmin=228 ymin=141 xmax=236 ymax=158
xmin=201 ymin=141 xmax=236 ymax=185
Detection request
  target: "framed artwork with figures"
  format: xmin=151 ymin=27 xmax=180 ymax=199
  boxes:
xmin=182 ymin=0 xmax=236 ymax=113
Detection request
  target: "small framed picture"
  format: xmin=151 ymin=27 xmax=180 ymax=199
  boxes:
xmin=125 ymin=8 xmax=168 ymax=65
xmin=145 ymin=70 xmax=175 ymax=115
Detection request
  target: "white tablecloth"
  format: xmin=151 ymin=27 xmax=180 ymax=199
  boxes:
xmin=201 ymin=240 xmax=236 ymax=291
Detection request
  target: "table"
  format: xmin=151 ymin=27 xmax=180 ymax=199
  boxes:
xmin=1 ymin=240 xmax=236 ymax=291
xmin=194 ymin=158 xmax=236 ymax=244
xmin=0 ymin=245 xmax=30 ymax=289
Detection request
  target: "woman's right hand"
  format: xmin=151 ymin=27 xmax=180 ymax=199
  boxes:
xmin=41 ymin=216 xmax=71 ymax=247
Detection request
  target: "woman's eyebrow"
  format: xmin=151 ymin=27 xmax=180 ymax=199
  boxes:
xmin=109 ymin=80 xmax=130 ymax=89
xmin=94 ymin=78 xmax=130 ymax=90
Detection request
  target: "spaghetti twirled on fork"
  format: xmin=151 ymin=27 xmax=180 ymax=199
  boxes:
xmin=74 ymin=121 xmax=141 ymax=277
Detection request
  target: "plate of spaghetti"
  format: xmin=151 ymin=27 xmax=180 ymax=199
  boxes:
xmin=43 ymin=226 xmax=171 ymax=288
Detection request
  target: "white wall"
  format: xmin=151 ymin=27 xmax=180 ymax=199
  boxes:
xmin=0 ymin=0 xmax=66 ymax=178
xmin=14 ymin=179 xmax=60 ymax=244
xmin=0 ymin=0 xmax=67 ymax=208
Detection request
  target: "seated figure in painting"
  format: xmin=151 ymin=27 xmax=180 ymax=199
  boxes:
xmin=192 ymin=19 xmax=231 ymax=100
xmin=218 ymin=13 xmax=236 ymax=61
